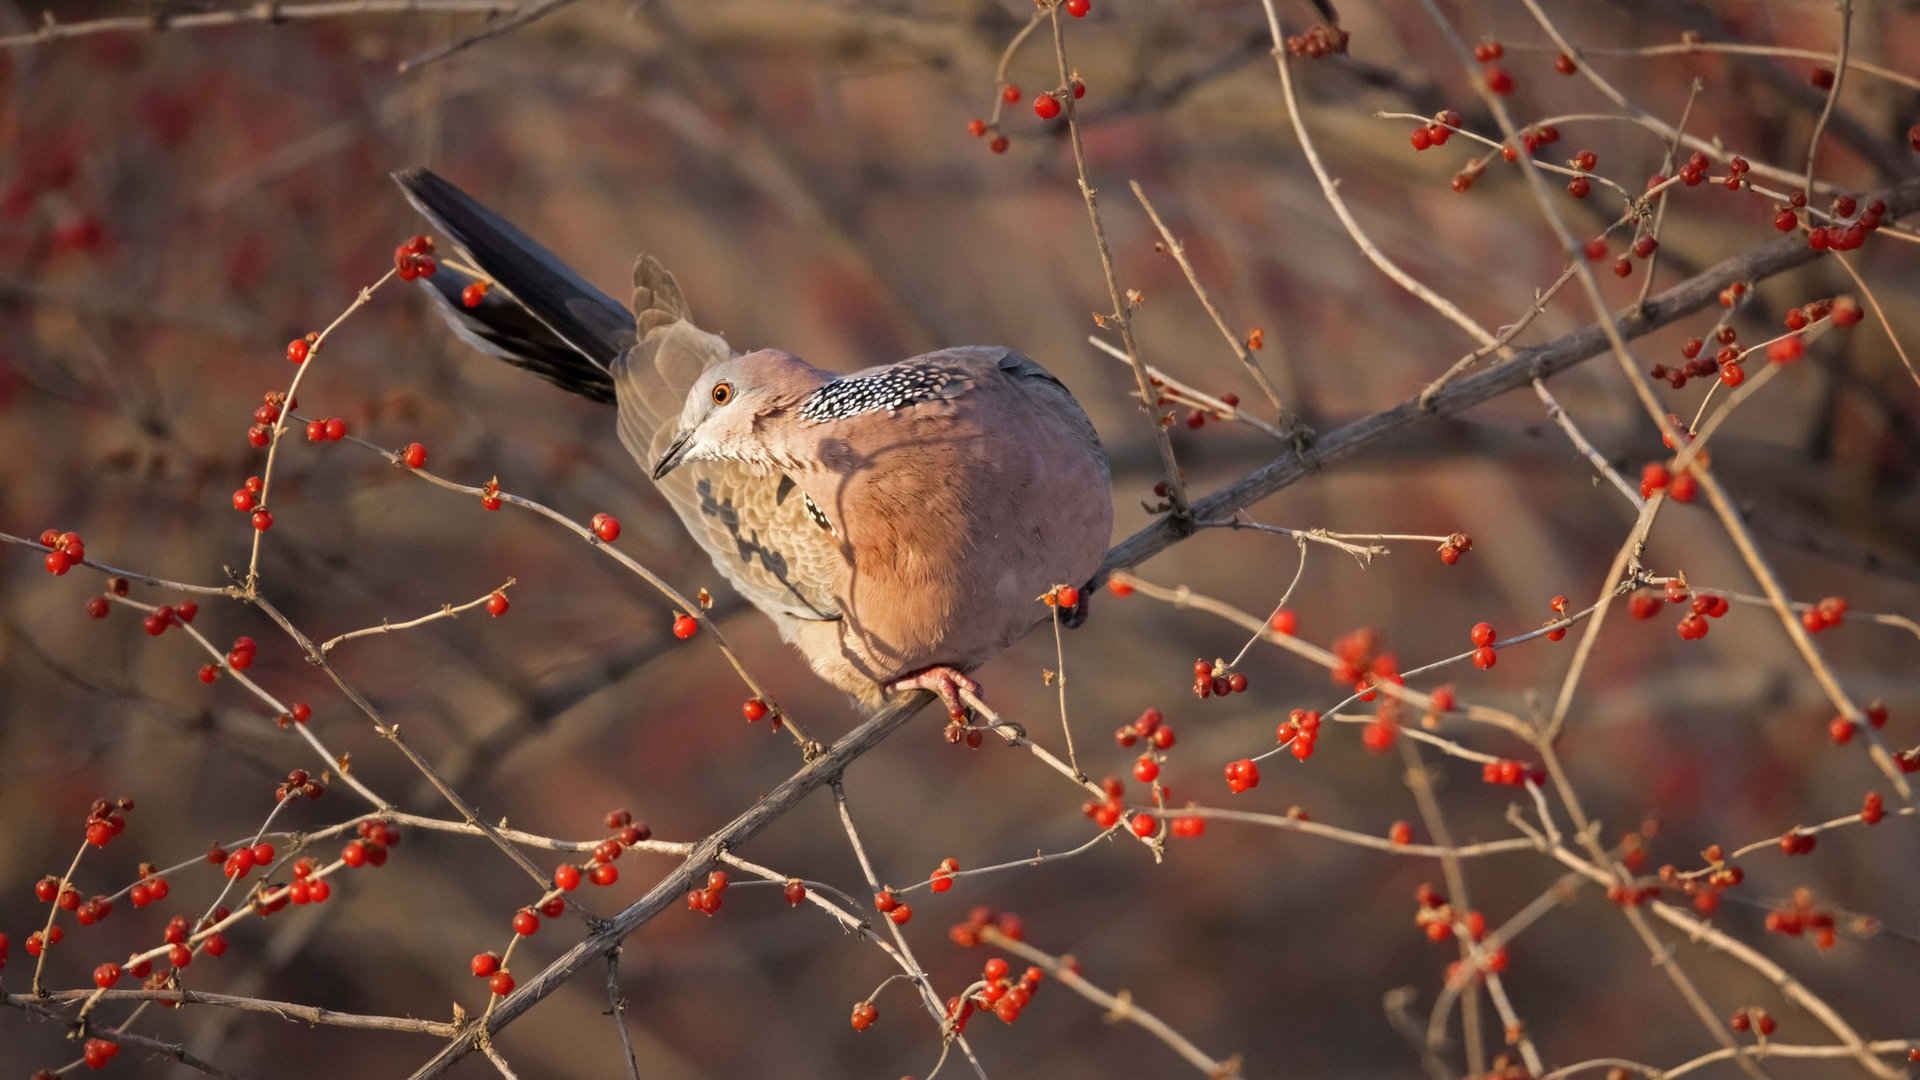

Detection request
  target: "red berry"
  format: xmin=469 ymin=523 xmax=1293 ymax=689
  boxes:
xmin=967 ymin=119 xmax=987 ymax=138
xmin=1129 ymin=813 xmax=1157 ymax=838
xmin=672 ymin=613 xmax=698 ymax=639
xmin=1389 ymin=821 xmax=1413 ymax=845
xmin=1554 ymin=52 xmax=1576 ymax=75
xmin=490 ymin=970 xmax=515 ymax=995
xmin=512 ymin=908 xmax=539 ymax=935
xmin=1033 ymin=94 xmax=1061 ymax=120
xmin=1411 ymin=127 xmax=1432 ymax=151
xmin=251 ymin=509 xmax=273 ymax=531
xmin=306 ymin=419 xmax=326 ymax=443
xmin=1469 ymin=622 xmax=1495 ymax=647
xmin=850 ymin=1001 xmax=878 ymax=1031
xmin=1133 ymin=756 xmax=1159 ymax=783
xmin=586 ymin=512 xmax=622 ymax=542
xmin=889 ymin=903 xmax=913 ymax=925
xmin=1484 ymin=67 xmax=1513 ymax=94
xmin=742 ymin=698 xmax=769 ymax=723
xmin=93 ymin=962 xmax=122 ymax=988
xmin=989 ymin=135 xmax=1009 ymax=154
xmin=461 ymin=281 xmax=488 ymax=308
xmin=1064 ymin=0 xmax=1089 ymax=15
xmin=1774 ymin=209 xmax=1798 ymax=231
xmin=554 ymin=864 xmax=581 ymax=891
xmin=1001 ymin=84 xmax=1020 ymax=104
xmin=324 ymin=417 xmax=346 ymax=441
xmin=1362 ymin=720 xmax=1396 ymax=753
xmin=402 ymin=442 xmax=427 ymax=468
xmin=485 ymin=591 xmax=509 ymax=617
xmin=1471 ymin=646 xmax=1497 ymax=669
xmin=590 ymin=862 xmax=619 ymax=886
xmin=471 ymin=951 xmax=500 ymax=977
xmin=1768 ymin=337 xmax=1805 ymax=364
xmin=286 ymin=338 xmax=310 ymax=364
xmin=784 ymin=880 xmax=807 ymax=906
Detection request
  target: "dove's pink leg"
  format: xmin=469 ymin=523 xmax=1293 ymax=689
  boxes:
xmin=887 ymin=666 xmax=981 ymax=721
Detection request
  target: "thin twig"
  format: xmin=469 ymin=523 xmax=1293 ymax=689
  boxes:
xmin=0 ymin=0 xmax=521 ymax=47
xmin=396 ymin=0 xmax=578 ymax=72
xmin=1128 ymin=180 xmax=1288 ymax=421
xmin=1047 ymin=4 xmax=1191 ymax=517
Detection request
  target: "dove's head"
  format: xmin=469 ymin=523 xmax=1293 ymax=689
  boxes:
xmin=651 ymin=349 xmax=826 ymax=479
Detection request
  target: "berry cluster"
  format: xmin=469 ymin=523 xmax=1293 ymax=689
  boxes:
xmin=37 ymin=528 xmax=85 ymax=575
xmin=1283 ymin=22 xmax=1349 ymax=58
xmin=1481 ymin=759 xmax=1541 ymax=787
xmin=340 ymin=817 xmax=401 ymax=867
xmin=687 ymin=869 xmax=731 ymax=915
xmin=394 ymin=234 xmax=438 ymax=280
xmin=304 ymin=415 xmax=349 ymax=443
xmin=1278 ymin=708 xmax=1323 ymax=760
xmin=274 ymin=766 xmax=327 ymax=803
xmin=1191 ymin=657 xmax=1249 ymax=699
xmin=1223 ymin=757 xmax=1259 ymax=794
xmin=870 ymin=886 xmax=912 ymax=925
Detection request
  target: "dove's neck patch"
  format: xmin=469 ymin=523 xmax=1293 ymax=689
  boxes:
xmin=796 ymin=364 xmax=961 ymax=423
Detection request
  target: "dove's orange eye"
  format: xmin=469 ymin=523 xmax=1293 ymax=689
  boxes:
xmin=711 ymin=382 xmax=733 ymax=405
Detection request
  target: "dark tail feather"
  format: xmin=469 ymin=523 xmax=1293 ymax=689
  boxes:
xmin=392 ymin=168 xmax=632 ymax=404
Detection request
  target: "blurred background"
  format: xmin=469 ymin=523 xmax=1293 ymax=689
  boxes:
xmin=3 ymin=0 xmax=1918 ymax=1076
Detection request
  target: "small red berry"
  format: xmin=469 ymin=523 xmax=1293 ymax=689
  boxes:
xmin=486 ymin=591 xmax=509 ymax=617
xmin=251 ymin=509 xmax=273 ymax=531
xmin=512 ymin=908 xmax=539 ymax=935
xmin=1471 ymin=646 xmax=1497 ymax=669
xmin=743 ymin=698 xmax=769 ymax=723
xmin=1484 ymin=67 xmax=1513 ymax=95
xmin=324 ymin=417 xmax=346 ymax=441
xmin=554 ymin=864 xmax=581 ymax=891
xmin=784 ymin=880 xmax=807 ymax=906
xmin=1001 ymin=84 xmax=1020 ymax=104
xmin=461 ymin=281 xmax=489 ymax=308
xmin=1554 ymin=52 xmax=1576 ymax=75
xmin=1469 ymin=622 xmax=1495 ymax=647
xmin=850 ymin=1001 xmax=878 ymax=1031
xmin=286 ymin=338 xmax=310 ymax=364
xmin=490 ymin=970 xmax=515 ymax=995
xmin=1033 ymin=94 xmax=1060 ymax=120
xmin=1129 ymin=813 xmax=1157 ymax=838
xmin=471 ymin=951 xmax=500 ymax=977
xmin=591 ymin=512 xmax=621 ymax=542
xmin=590 ymin=862 xmax=619 ymax=886
xmin=402 ymin=442 xmax=427 ymax=468
xmin=672 ymin=613 xmax=698 ymax=639
xmin=1064 ymin=0 xmax=1089 ymax=15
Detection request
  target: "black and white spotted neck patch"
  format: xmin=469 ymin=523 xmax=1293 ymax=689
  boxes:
xmin=796 ymin=364 xmax=961 ymax=423
xmin=802 ymin=492 xmax=834 ymax=534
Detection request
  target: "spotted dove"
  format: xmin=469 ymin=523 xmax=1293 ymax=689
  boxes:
xmin=393 ymin=169 xmax=1113 ymax=713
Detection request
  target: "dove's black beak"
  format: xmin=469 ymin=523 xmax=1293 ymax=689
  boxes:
xmin=652 ymin=431 xmax=693 ymax=480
